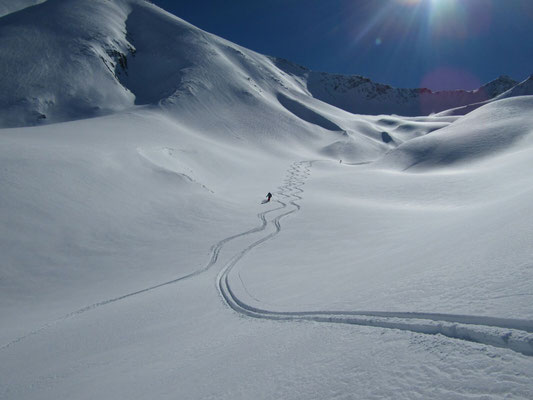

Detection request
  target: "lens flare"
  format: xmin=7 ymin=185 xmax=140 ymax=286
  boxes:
xmin=421 ymin=67 xmax=482 ymax=91
xmin=419 ymin=67 xmax=483 ymax=114
xmin=428 ymin=0 xmax=492 ymax=38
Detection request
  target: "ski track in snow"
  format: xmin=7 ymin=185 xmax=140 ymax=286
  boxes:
xmin=2 ymin=161 xmax=533 ymax=358
xmin=0 ymin=196 xmax=287 ymax=351
xmin=216 ymin=161 xmax=533 ymax=357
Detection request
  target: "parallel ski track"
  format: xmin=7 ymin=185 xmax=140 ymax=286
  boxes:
xmin=0 ymin=192 xmax=287 ymax=351
xmin=3 ymin=160 xmax=533 ymax=358
xmin=217 ymin=161 xmax=533 ymax=357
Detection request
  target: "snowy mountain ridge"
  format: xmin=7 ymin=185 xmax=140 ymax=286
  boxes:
xmin=0 ymin=0 xmax=528 ymax=129
xmin=274 ymin=56 xmax=519 ymax=116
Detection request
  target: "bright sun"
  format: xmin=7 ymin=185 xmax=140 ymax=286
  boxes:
xmin=395 ymin=0 xmax=422 ymax=5
xmin=395 ymin=0 xmax=447 ymax=6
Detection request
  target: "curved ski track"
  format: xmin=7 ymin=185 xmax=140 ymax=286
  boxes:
xmin=3 ymin=161 xmax=533 ymax=358
xmin=0 ymin=190 xmax=287 ymax=351
xmin=217 ymin=161 xmax=533 ymax=357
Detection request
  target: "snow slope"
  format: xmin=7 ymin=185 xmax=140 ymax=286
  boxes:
xmin=497 ymin=75 xmax=533 ymax=100
xmin=0 ymin=0 xmax=135 ymax=127
xmin=1 ymin=0 xmax=533 ymax=399
xmin=0 ymin=0 xmax=419 ymax=343
xmin=232 ymin=98 xmax=533 ymax=329
xmin=379 ymin=96 xmax=533 ymax=169
xmin=0 ymin=0 xmax=45 ymax=17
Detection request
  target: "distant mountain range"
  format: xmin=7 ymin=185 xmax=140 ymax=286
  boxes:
xmin=273 ymin=58 xmax=523 ymax=116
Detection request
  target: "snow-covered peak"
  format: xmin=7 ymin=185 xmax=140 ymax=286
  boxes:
xmin=496 ymin=74 xmax=533 ymax=99
xmin=273 ymin=57 xmax=518 ymax=116
xmin=479 ymin=75 xmax=518 ymax=98
xmin=0 ymin=0 xmax=529 ymax=128
xmin=0 ymin=0 xmax=138 ymax=127
xmin=0 ymin=0 xmax=304 ymax=127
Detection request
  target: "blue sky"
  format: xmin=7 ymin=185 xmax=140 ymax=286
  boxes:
xmin=151 ymin=0 xmax=533 ymax=91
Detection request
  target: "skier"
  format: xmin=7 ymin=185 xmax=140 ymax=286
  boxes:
xmin=261 ymin=192 xmax=273 ymax=204
xmin=261 ymin=192 xmax=272 ymax=204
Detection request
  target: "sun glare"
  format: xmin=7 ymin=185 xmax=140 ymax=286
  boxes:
xmin=395 ymin=0 xmax=422 ymax=5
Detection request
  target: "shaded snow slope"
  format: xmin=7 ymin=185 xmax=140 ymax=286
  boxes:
xmin=0 ymin=0 xmax=344 ymax=129
xmin=378 ymin=96 xmax=533 ymax=170
xmin=0 ymin=0 xmax=135 ymax=127
xmin=497 ymin=75 xmax=533 ymax=100
xmin=0 ymin=0 xmax=45 ymax=17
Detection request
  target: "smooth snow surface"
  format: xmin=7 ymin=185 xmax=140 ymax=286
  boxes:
xmin=0 ymin=0 xmax=45 ymax=17
xmin=1 ymin=0 xmax=533 ymax=399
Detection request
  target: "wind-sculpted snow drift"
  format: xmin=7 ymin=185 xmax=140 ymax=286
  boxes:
xmin=379 ymin=96 xmax=533 ymax=170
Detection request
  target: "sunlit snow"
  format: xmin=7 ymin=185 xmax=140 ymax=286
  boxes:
xmin=1 ymin=1 xmax=532 ymax=399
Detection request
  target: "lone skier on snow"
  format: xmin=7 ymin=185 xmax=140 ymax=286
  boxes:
xmin=261 ymin=192 xmax=273 ymax=204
